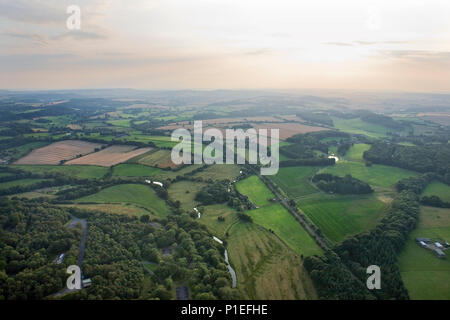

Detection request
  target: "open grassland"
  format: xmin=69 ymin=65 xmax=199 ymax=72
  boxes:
xmin=247 ymin=204 xmax=322 ymax=256
xmin=422 ymin=181 xmax=450 ymax=202
xmin=322 ymin=161 xmax=419 ymax=187
xmin=66 ymin=145 xmax=152 ymax=167
xmin=198 ymin=204 xmax=238 ymax=238
xmin=75 ymin=184 xmax=170 ymax=217
xmin=398 ymin=206 xmax=450 ymax=300
xmin=112 ymin=163 xmax=161 ymax=177
xmin=0 ymin=178 xmax=48 ymax=190
xmin=298 ymin=194 xmax=386 ymax=243
xmin=235 ymin=175 xmax=275 ymax=207
xmin=152 ymin=164 xmax=204 ymax=180
xmin=268 ymin=166 xmax=320 ymax=200
xmin=192 ymin=164 xmax=241 ymax=181
xmin=343 ymin=143 xmax=371 ymax=161
xmin=332 ymin=117 xmax=390 ymax=138
xmin=137 ymin=149 xmax=179 ymax=169
xmin=167 ymin=180 xmax=208 ymax=211
xmin=14 ymin=140 xmax=103 ymax=165
xmin=227 ymin=222 xmax=317 ymax=300
xmin=12 ymin=164 xmax=108 ymax=179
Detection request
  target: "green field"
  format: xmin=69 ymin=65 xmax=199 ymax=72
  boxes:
xmin=167 ymin=180 xmax=207 ymax=211
xmin=332 ymin=117 xmax=390 ymax=138
xmin=227 ymin=222 xmax=317 ymax=300
xmin=75 ymin=184 xmax=170 ymax=217
xmin=268 ymin=166 xmax=320 ymax=200
xmin=192 ymin=164 xmax=241 ymax=181
xmin=107 ymin=119 xmax=131 ymax=127
xmin=422 ymin=181 xmax=450 ymax=202
xmin=138 ymin=149 xmax=175 ymax=168
xmin=398 ymin=206 xmax=450 ymax=300
xmin=247 ymin=204 xmax=322 ymax=256
xmin=198 ymin=204 xmax=238 ymax=238
xmin=0 ymin=178 xmax=48 ymax=190
xmin=235 ymin=175 xmax=275 ymax=207
xmin=12 ymin=164 xmax=109 ymax=179
xmin=343 ymin=143 xmax=371 ymax=161
xmin=298 ymin=194 xmax=386 ymax=243
xmin=112 ymin=164 xmax=161 ymax=177
xmin=322 ymin=161 xmax=419 ymax=187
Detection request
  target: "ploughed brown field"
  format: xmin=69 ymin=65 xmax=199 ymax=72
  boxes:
xmin=65 ymin=145 xmax=152 ymax=167
xmin=14 ymin=140 xmax=103 ymax=165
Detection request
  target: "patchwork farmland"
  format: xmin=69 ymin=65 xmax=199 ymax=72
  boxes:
xmin=65 ymin=145 xmax=152 ymax=167
xmin=14 ymin=140 xmax=103 ymax=165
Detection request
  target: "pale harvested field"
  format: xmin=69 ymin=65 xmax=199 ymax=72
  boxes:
xmin=65 ymin=145 xmax=152 ymax=167
xmin=14 ymin=140 xmax=103 ymax=165
xmin=252 ymin=122 xmax=328 ymax=140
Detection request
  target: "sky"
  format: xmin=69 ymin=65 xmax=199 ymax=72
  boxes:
xmin=0 ymin=0 xmax=449 ymax=92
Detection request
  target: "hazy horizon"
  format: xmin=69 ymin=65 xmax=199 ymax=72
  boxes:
xmin=1 ymin=1 xmax=449 ymax=92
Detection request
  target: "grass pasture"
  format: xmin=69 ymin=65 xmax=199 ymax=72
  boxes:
xmin=138 ymin=149 xmax=178 ymax=169
xmin=227 ymin=222 xmax=317 ymax=300
xmin=0 ymin=178 xmax=49 ymax=190
xmin=167 ymin=180 xmax=207 ymax=211
xmin=268 ymin=166 xmax=320 ymax=200
xmin=298 ymin=194 xmax=386 ymax=243
xmin=422 ymin=181 xmax=450 ymax=202
xmin=344 ymin=143 xmax=370 ymax=161
xmin=75 ymin=184 xmax=170 ymax=217
xmin=322 ymin=161 xmax=419 ymax=187
xmin=192 ymin=164 xmax=241 ymax=181
xmin=235 ymin=175 xmax=275 ymax=207
xmin=398 ymin=206 xmax=450 ymax=300
xmin=247 ymin=204 xmax=322 ymax=256
xmin=112 ymin=163 xmax=161 ymax=177
xmin=198 ymin=204 xmax=238 ymax=238
xmin=12 ymin=164 xmax=108 ymax=179
xmin=332 ymin=117 xmax=390 ymax=138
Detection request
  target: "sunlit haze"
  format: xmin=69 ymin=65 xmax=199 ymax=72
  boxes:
xmin=1 ymin=0 xmax=449 ymax=91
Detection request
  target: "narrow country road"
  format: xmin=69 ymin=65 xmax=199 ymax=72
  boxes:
xmin=52 ymin=217 xmax=88 ymax=298
xmin=256 ymin=171 xmax=329 ymax=251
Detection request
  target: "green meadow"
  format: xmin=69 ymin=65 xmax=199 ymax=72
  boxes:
xmin=112 ymin=163 xmax=161 ymax=177
xmin=268 ymin=166 xmax=320 ymax=199
xmin=247 ymin=204 xmax=322 ymax=256
xmin=13 ymin=164 xmax=109 ymax=179
xmin=298 ymin=194 xmax=386 ymax=243
xmin=322 ymin=161 xmax=419 ymax=187
xmin=422 ymin=181 xmax=450 ymax=202
xmin=398 ymin=206 xmax=450 ymax=300
xmin=75 ymin=183 xmax=170 ymax=217
xmin=235 ymin=175 xmax=275 ymax=207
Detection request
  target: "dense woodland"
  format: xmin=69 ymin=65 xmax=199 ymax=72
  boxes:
xmin=0 ymin=198 xmax=239 ymax=300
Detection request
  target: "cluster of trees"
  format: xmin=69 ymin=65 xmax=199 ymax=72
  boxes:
xmin=304 ymin=191 xmax=420 ymax=299
xmin=195 ymin=181 xmax=230 ymax=205
xmin=337 ymin=141 xmax=353 ymax=156
xmin=312 ymin=174 xmax=373 ymax=194
xmin=297 ymin=112 xmax=333 ymax=126
xmin=0 ymin=198 xmax=81 ymax=300
xmin=360 ymin=112 xmax=405 ymax=130
xmin=420 ymin=195 xmax=450 ymax=208
xmin=68 ymin=208 xmax=240 ymax=300
xmin=364 ymin=142 xmax=450 ymax=183
xmin=395 ymin=174 xmax=436 ymax=194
